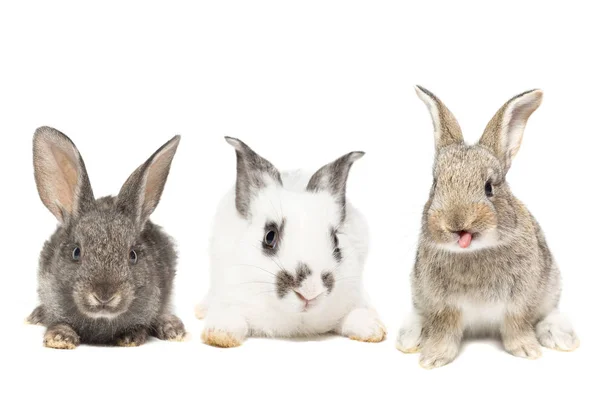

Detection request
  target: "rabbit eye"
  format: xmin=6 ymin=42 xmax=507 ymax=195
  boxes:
xmin=485 ymin=180 xmax=493 ymax=197
xmin=72 ymin=247 xmax=81 ymax=261
xmin=129 ymin=250 xmax=138 ymax=265
xmin=264 ymin=230 xmax=278 ymax=249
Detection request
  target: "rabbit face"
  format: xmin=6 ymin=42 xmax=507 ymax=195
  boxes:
xmin=425 ymin=145 xmax=501 ymax=252
xmin=222 ymin=137 xmax=364 ymax=314
xmin=65 ymin=209 xmax=143 ymax=319
xmin=249 ymin=188 xmax=342 ymax=313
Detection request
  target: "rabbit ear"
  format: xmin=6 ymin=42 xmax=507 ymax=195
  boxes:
xmin=33 ymin=126 xmax=95 ymax=223
xmin=415 ymin=86 xmax=464 ymax=151
xmin=225 ymin=137 xmax=282 ymax=218
xmin=116 ymin=135 xmax=180 ymax=225
xmin=479 ymin=89 xmax=543 ymax=171
xmin=306 ymin=151 xmax=364 ymax=221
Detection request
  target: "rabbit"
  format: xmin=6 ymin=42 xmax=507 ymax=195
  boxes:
xmin=196 ymin=137 xmax=385 ymax=347
xmin=26 ymin=126 xmax=185 ymax=349
xmin=395 ymin=87 xmax=579 ymax=368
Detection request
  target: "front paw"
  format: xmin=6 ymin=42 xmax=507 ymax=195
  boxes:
xmin=201 ymin=328 xmax=244 ymax=348
xmin=341 ymin=308 xmax=387 ymax=343
xmin=201 ymin=310 xmax=248 ymax=348
xmin=396 ymin=312 xmax=423 ymax=353
xmin=116 ymin=327 xmax=148 ymax=347
xmin=419 ymin=342 xmax=459 ymax=369
xmin=153 ymin=314 xmax=186 ymax=342
xmin=504 ymin=338 xmax=542 ymax=359
xmin=44 ymin=324 xmax=80 ymax=350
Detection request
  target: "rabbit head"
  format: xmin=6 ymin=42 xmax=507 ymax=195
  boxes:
xmin=224 ymin=137 xmax=363 ymax=313
xmin=415 ymin=86 xmax=543 ymax=252
xmin=33 ymin=127 xmax=180 ymax=321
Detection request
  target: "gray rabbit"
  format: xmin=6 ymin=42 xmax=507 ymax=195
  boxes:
xmin=396 ymin=88 xmax=579 ymax=368
xmin=27 ymin=127 xmax=185 ymax=349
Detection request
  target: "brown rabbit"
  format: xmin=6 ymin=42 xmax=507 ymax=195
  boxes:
xmin=396 ymin=87 xmax=579 ymax=368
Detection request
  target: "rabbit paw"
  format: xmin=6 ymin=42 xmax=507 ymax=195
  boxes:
xmin=202 ymin=310 xmax=248 ymax=348
xmin=153 ymin=314 xmax=186 ymax=342
xmin=396 ymin=312 xmax=423 ymax=353
xmin=340 ymin=308 xmax=387 ymax=343
xmin=536 ymin=312 xmax=579 ymax=352
xmin=116 ymin=327 xmax=148 ymax=347
xmin=44 ymin=324 xmax=80 ymax=350
xmin=504 ymin=337 xmax=542 ymax=359
xmin=202 ymin=329 xmax=244 ymax=348
xmin=419 ymin=343 xmax=459 ymax=369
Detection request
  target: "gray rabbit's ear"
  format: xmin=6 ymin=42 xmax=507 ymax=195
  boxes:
xmin=225 ymin=137 xmax=282 ymax=218
xmin=479 ymin=89 xmax=543 ymax=171
xmin=33 ymin=127 xmax=95 ymax=223
xmin=117 ymin=135 xmax=180 ymax=225
xmin=415 ymin=86 xmax=464 ymax=151
xmin=306 ymin=151 xmax=364 ymax=220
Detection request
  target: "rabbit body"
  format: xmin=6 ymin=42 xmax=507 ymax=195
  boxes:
xmin=199 ymin=139 xmax=385 ymax=347
xmin=396 ymin=88 xmax=578 ymax=368
xmin=28 ymin=127 xmax=185 ymax=348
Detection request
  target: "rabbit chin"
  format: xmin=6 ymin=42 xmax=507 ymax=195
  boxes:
xmin=81 ymin=308 xmax=126 ymax=320
xmin=433 ymin=230 xmax=500 ymax=253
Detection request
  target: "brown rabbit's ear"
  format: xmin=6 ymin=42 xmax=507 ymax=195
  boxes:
xmin=306 ymin=151 xmax=364 ymax=221
xmin=415 ymin=86 xmax=464 ymax=151
xmin=225 ymin=137 xmax=282 ymax=219
xmin=479 ymin=89 xmax=543 ymax=171
xmin=117 ymin=135 xmax=180 ymax=225
xmin=33 ymin=127 xmax=95 ymax=223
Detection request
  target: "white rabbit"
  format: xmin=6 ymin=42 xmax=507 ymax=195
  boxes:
xmin=197 ymin=137 xmax=385 ymax=347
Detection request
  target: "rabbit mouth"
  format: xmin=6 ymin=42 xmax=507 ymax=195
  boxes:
xmin=75 ymin=292 xmax=129 ymax=319
xmin=83 ymin=308 xmax=125 ymax=320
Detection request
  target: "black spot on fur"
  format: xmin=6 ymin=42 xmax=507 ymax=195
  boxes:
xmin=275 ymin=263 xmax=313 ymax=298
xmin=330 ymin=227 xmax=342 ymax=262
xmin=322 ymin=272 xmax=334 ymax=293
xmin=276 ymin=270 xmax=295 ymax=298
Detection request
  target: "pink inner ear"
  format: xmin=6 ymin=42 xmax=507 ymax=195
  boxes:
xmin=35 ymin=141 xmax=80 ymax=219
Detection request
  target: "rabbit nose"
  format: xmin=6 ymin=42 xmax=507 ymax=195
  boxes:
xmin=91 ymin=284 xmax=121 ymax=306
xmin=293 ymin=290 xmax=323 ymax=303
xmin=92 ymin=293 xmax=117 ymax=305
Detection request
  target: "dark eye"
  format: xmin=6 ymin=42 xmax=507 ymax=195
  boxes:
xmin=264 ymin=230 xmax=278 ymax=248
xmin=72 ymin=247 xmax=81 ymax=261
xmin=485 ymin=180 xmax=493 ymax=197
xmin=129 ymin=250 xmax=138 ymax=265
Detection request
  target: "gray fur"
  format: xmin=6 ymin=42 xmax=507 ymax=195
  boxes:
xmin=306 ymin=151 xmax=364 ymax=221
xmin=330 ymin=227 xmax=342 ymax=262
xmin=225 ymin=137 xmax=283 ymax=218
xmin=408 ymin=88 xmax=571 ymax=366
xmin=28 ymin=127 xmax=185 ymax=347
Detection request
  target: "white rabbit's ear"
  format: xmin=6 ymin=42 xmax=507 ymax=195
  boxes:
xmin=415 ymin=86 xmax=464 ymax=151
xmin=306 ymin=151 xmax=364 ymax=221
xmin=117 ymin=135 xmax=180 ymax=225
xmin=479 ymin=89 xmax=543 ymax=171
xmin=33 ymin=127 xmax=95 ymax=223
xmin=225 ymin=137 xmax=282 ymax=218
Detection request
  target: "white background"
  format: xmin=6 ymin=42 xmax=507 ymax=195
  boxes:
xmin=1 ymin=1 xmax=598 ymax=399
